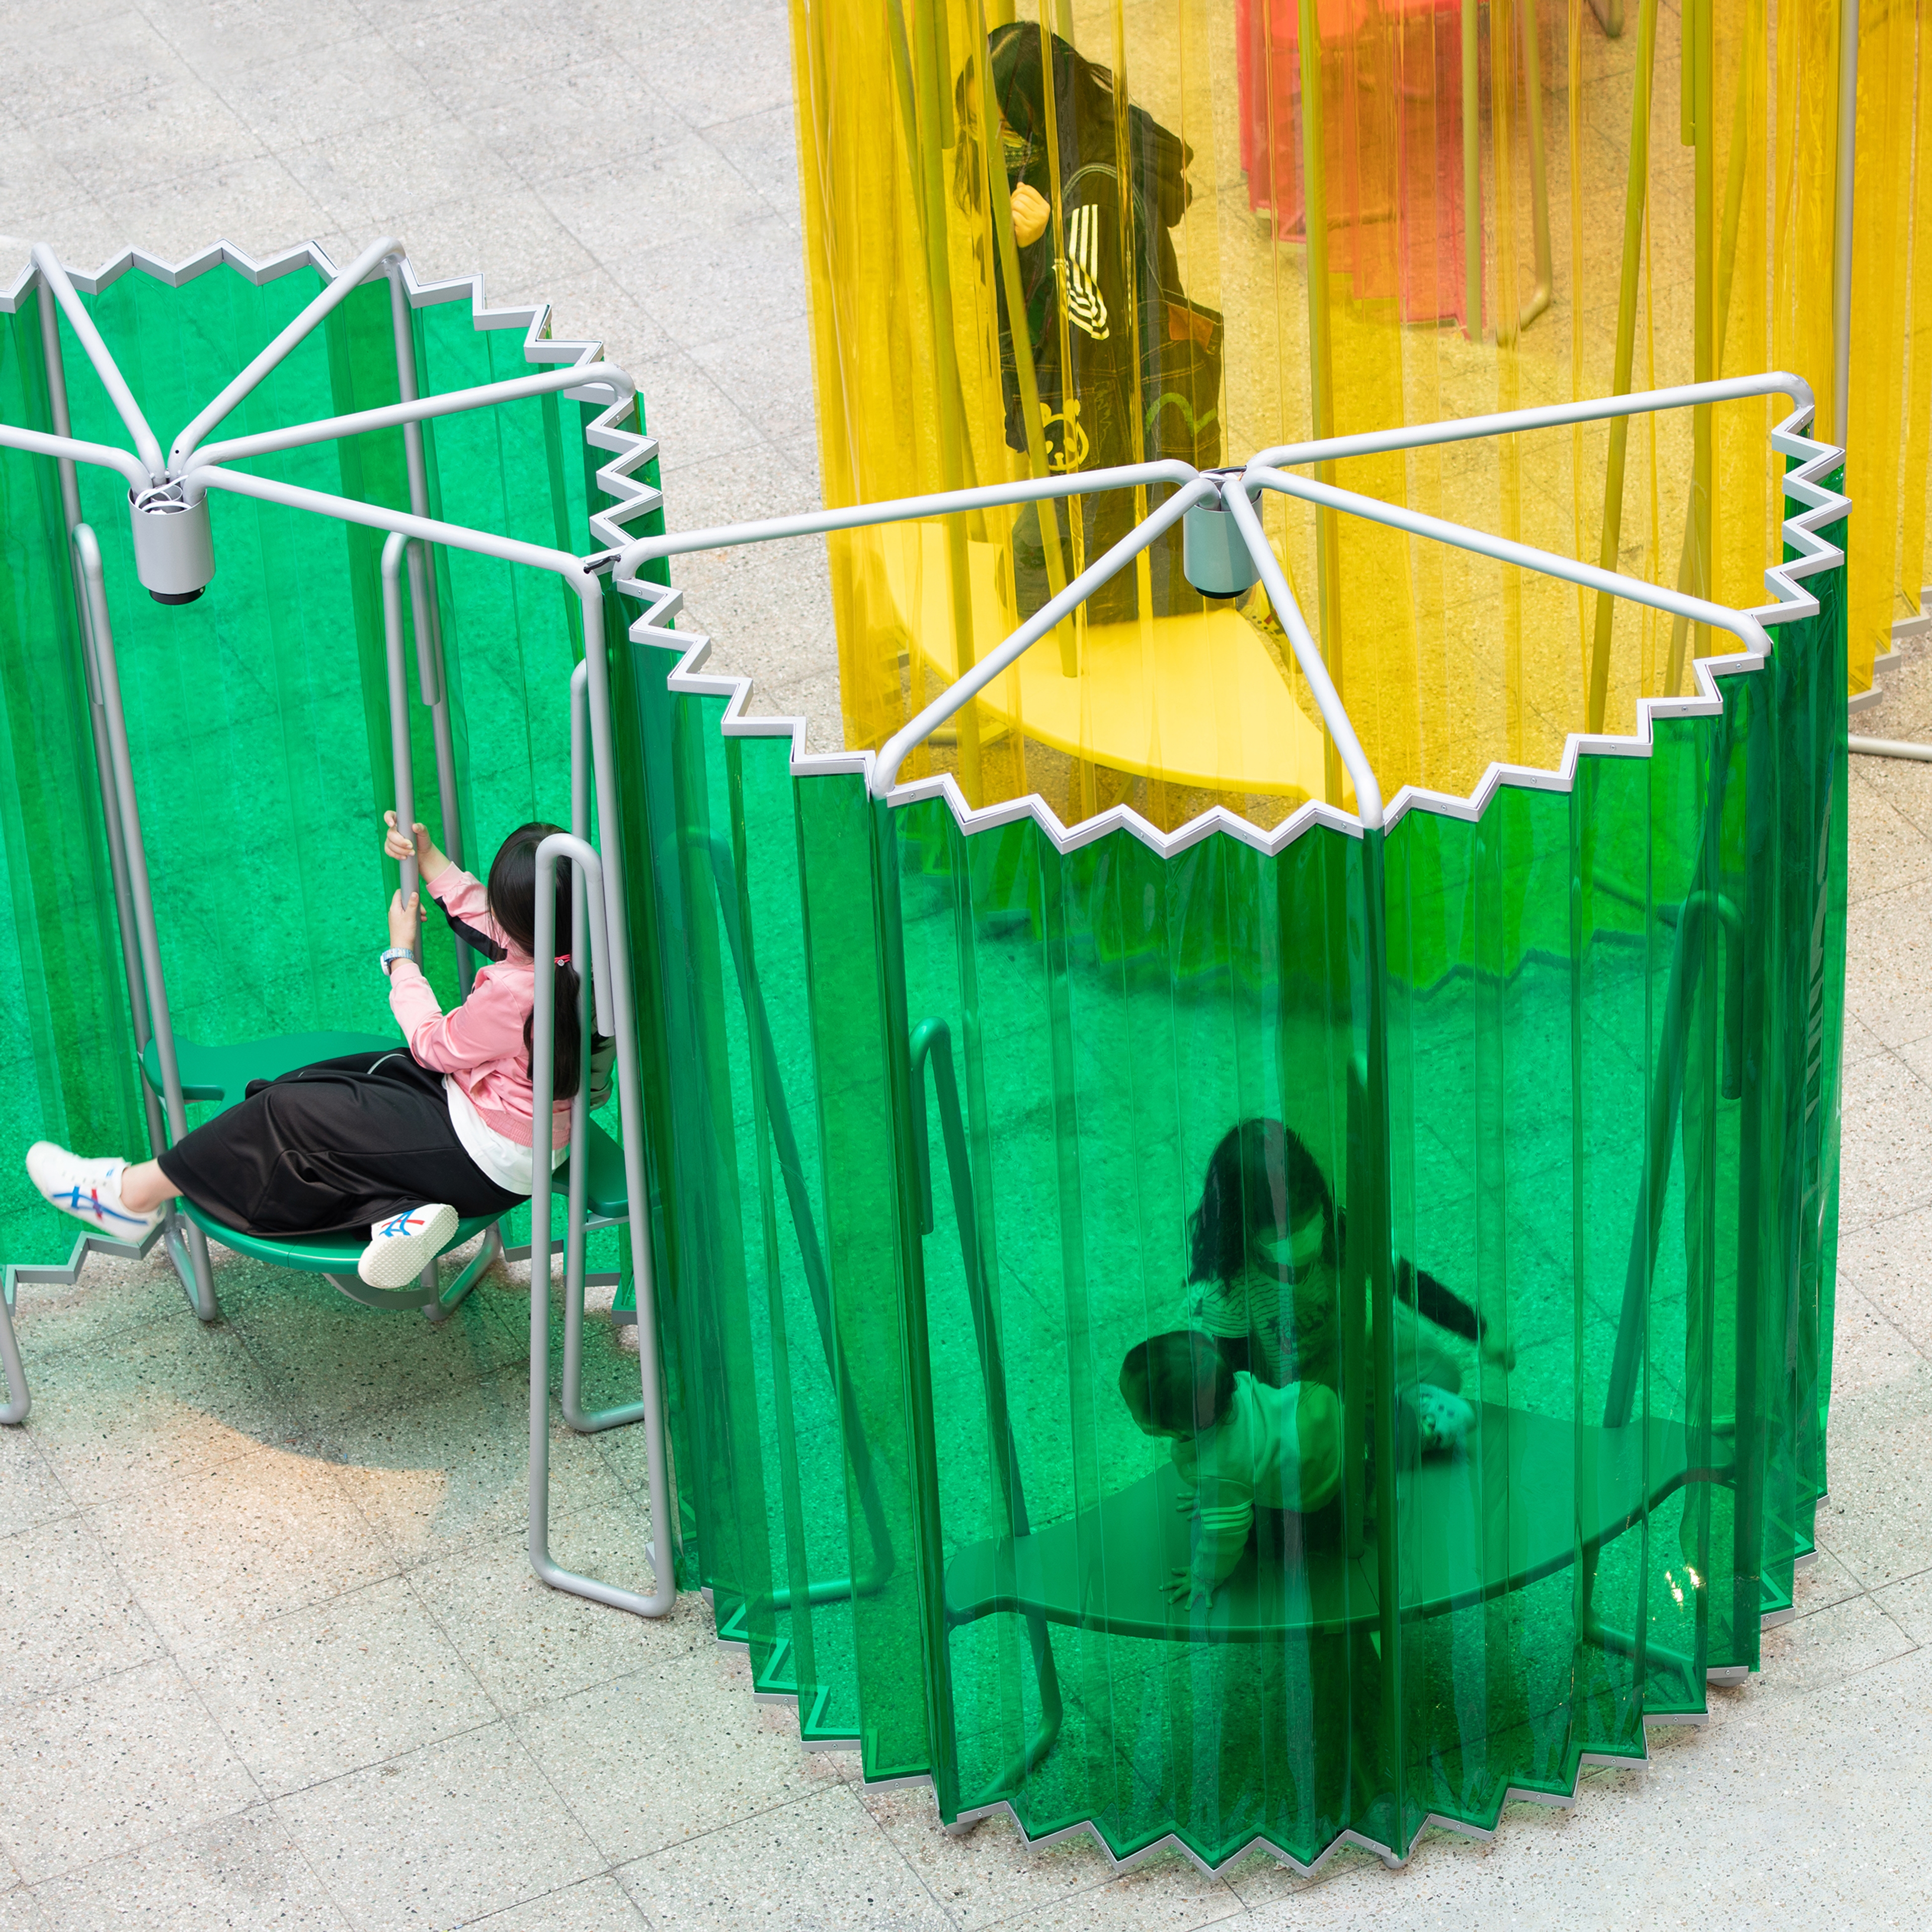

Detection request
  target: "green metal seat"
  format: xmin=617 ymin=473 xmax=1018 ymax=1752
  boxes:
xmin=141 ymin=1033 xmax=628 ymax=1314
xmin=945 ymin=1406 xmax=1694 ymax=1645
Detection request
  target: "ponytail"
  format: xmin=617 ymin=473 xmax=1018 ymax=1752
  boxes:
xmin=486 ymin=824 xmax=583 ymax=1101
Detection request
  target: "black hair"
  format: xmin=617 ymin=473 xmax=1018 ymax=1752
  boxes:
xmin=486 ymin=823 xmax=581 ymax=1102
xmin=1185 ymin=1117 xmax=1334 ymax=1287
xmin=1120 ymin=1330 xmax=1235 ymax=1434
xmin=953 ymin=23 xmax=1192 ymax=227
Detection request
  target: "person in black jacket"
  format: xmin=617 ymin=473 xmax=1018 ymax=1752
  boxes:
xmin=960 ymin=25 xmax=1220 ymax=624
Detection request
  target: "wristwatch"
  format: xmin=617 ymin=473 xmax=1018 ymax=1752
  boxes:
xmin=380 ymin=946 xmax=415 ymax=976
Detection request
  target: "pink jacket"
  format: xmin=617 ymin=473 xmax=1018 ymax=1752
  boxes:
xmin=386 ymin=865 xmax=573 ymax=1148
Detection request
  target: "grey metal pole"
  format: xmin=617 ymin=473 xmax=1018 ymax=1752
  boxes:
xmin=572 ymin=586 xmax=679 ymax=1613
xmin=39 ymin=284 xmax=168 ymax=1158
xmin=380 ymin=534 xmax=423 ymax=943
xmin=187 ymin=364 xmax=631 ymax=473
xmin=167 ymin=235 xmax=402 ymax=474
xmin=559 ymin=663 xmax=640 ymax=1432
xmin=387 ymin=264 xmax=471 ymax=994
xmin=30 ymin=247 xmax=167 ymax=482
xmin=871 ymin=475 xmax=1221 ymax=795
xmin=72 ymin=526 xmax=218 ymax=1322
xmin=529 ymin=833 xmax=663 ymax=1614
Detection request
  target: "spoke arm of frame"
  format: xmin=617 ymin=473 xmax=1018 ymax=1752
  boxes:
xmin=30 ymin=246 xmax=167 ymax=481
xmin=183 ymin=463 xmax=587 ymax=581
xmin=870 ymin=475 xmax=1220 ymax=799
xmin=0 ymin=419 xmax=153 ymax=490
xmin=1248 ymin=466 xmax=1774 ymax=664
xmin=1222 ymin=482 xmax=1385 ymax=828
xmin=613 ymin=459 xmax=1200 ymax=585
xmin=192 ymin=362 xmax=635 ymax=471
xmin=1245 ymin=373 xmax=1819 ymax=476
xmin=167 ymin=235 xmax=401 ymax=474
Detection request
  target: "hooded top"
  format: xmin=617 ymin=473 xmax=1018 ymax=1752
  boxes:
xmin=980 ymin=26 xmax=1194 ymax=470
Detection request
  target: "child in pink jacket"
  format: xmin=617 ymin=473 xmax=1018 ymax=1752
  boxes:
xmin=26 ymin=817 xmax=585 ymax=1291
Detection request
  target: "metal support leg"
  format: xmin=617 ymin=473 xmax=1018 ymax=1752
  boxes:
xmin=1 ymin=1275 xmax=29 ymax=1426
xmin=437 ymin=1225 xmax=503 ymax=1317
xmin=528 ymin=835 xmax=669 ymax=1617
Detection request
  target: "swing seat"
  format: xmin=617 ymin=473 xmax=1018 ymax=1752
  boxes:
xmin=141 ymin=1033 xmax=630 ymax=1312
xmin=944 ymin=1404 xmax=1696 ymax=1643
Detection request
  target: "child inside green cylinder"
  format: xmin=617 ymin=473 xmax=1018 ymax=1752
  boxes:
xmin=1121 ymin=1328 xmax=1342 ymax=1607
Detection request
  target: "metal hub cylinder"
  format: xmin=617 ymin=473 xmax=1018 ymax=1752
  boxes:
xmin=128 ymin=485 xmax=214 ymax=604
xmin=1181 ymin=494 xmax=1260 ymax=600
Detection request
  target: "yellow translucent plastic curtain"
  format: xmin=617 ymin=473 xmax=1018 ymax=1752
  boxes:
xmin=790 ymin=1 xmax=1920 ymax=822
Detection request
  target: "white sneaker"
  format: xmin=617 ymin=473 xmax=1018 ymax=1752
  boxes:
xmin=358 ymin=1203 xmax=459 ymax=1289
xmin=25 ymin=1143 xmax=162 ymax=1241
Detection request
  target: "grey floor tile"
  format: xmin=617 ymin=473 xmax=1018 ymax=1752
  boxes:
xmin=994 ymin=1856 xmax=1244 ymax=1932
xmin=0 ymin=1658 xmax=259 ymax=1885
xmin=1832 ymin=1051 xmax=1932 ymax=1230
xmin=688 ymin=318 xmax=817 ymax=445
xmin=6 ymin=11 xmax=195 ymax=123
xmin=30 ymin=1805 xmax=350 ymax=1931
xmin=323 ymin=1360 xmax=629 ymax=1568
xmin=1835 ymin=1199 xmax=1932 ymax=1354
xmin=1844 ymin=876 xmax=1932 ymax=1049
xmin=215 ymin=38 xmax=435 ymax=150
xmin=139 ymin=0 xmax=369 ymax=72
xmin=1826 ymin=1280 xmax=1926 ymax=1398
xmin=1813 ymin=1360 xmax=1932 ymax=1587
xmin=629 ymin=214 xmax=806 ymax=356
xmin=378 ymin=185 xmax=601 ymax=315
xmin=0 ymin=1430 xmax=72 ymax=1543
xmin=274 ymin=1722 xmax=604 ymax=1932
xmin=0 ymin=1513 xmax=162 ymax=1709
xmin=1790 ymin=1545 xmax=1868 ymax=1620
xmin=624 ymin=6 xmax=796 ymax=136
xmin=0 ymin=1885 xmax=45 ymax=1932
xmin=92 ymin=1441 xmax=397 ymax=1652
xmin=1753 ymin=1591 xmax=1916 ymax=1702
xmin=512 ymin=1650 xmax=845 ymax=1862
xmin=700 ymin=105 xmax=804 ymax=229
xmin=181 ymin=1574 xmax=496 ymax=1797
xmin=23 ymin=1313 xmax=291 ymax=1508
xmin=1846 ymin=771 xmax=1932 ymax=906
xmin=443 ymin=61 xmax=687 ymax=190
xmin=861 ymin=1786 xmax=1133 ymax=1932
xmin=276 ymin=111 xmax=526 ymax=236
xmin=1869 ymin=1564 xmax=1932 ymax=1644
xmin=96 ymin=155 xmax=333 ymax=265
xmin=219 ymin=1263 xmax=526 ymax=1434
xmin=622 ymin=349 xmax=766 ymax=471
xmin=406 ymin=1504 xmax=693 ymax=1715
xmin=462 ymin=1872 xmax=649 ymax=1931
xmin=620 ymin=1786 xmax=951 ymax=1932
xmin=36 ymin=84 xmax=269 ymax=204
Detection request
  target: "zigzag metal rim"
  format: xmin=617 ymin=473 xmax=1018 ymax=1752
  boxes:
xmin=593 ymin=410 xmax=1846 ymax=857
xmin=0 ymin=236 xmax=667 ymax=540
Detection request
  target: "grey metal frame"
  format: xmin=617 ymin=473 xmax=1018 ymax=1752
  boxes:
xmin=529 ymin=832 xmax=671 ymax=1613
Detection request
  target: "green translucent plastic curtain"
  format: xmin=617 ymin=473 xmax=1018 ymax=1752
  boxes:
xmin=613 ymin=445 xmax=1845 ymax=1865
xmin=0 ymin=256 xmax=629 ymax=1274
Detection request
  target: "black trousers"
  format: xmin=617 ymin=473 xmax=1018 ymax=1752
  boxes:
xmin=156 ymin=1050 xmax=522 ymax=1239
